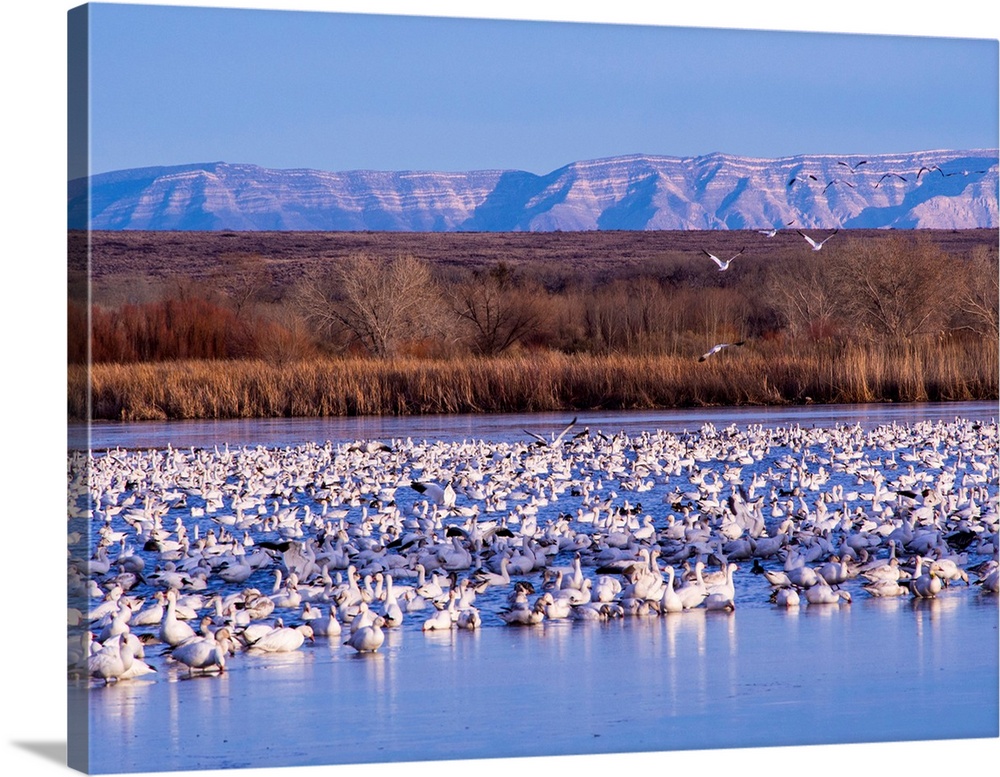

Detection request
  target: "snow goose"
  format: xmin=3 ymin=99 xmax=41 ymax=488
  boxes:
xmin=906 ymin=557 xmax=943 ymax=599
xmin=976 ymin=565 xmax=999 ymax=593
xmin=698 ymin=342 xmax=745 ymax=362
xmin=770 ymin=587 xmax=801 ymax=607
xmin=421 ymin=601 xmax=455 ymax=631
xmin=455 ymin=607 xmax=482 ymax=630
xmin=817 ymin=556 xmax=852 ymax=586
xmin=873 ymin=172 xmax=907 ymax=188
xmin=660 ymin=566 xmax=684 ymax=614
xmin=837 ymin=159 xmax=868 ymax=172
xmin=499 ymin=597 xmax=546 ymax=626
xmin=523 ymin=417 xmax=577 ymax=447
xmin=797 ymin=230 xmax=838 ymax=251
xmin=539 ymin=592 xmax=573 ymax=620
xmin=171 ymin=628 xmax=233 ymax=675
xmin=380 ymin=574 xmax=405 ymax=628
xmin=309 ymin=605 xmax=343 ymax=638
xmin=702 ymin=247 xmax=745 ymax=272
xmin=246 ymin=624 xmax=314 ymax=653
xmin=675 ymin=561 xmax=709 ymax=609
xmin=344 ymin=616 xmax=386 ymax=653
xmin=822 ymin=179 xmax=855 ymax=193
xmin=704 ymin=562 xmax=738 ymax=611
xmin=88 ymin=633 xmax=142 ymax=685
xmin=130 ymin=591 xmax=166 ymax=627
xmin=757 ymin=220 xmax=795 ymax=237
xmin=928 ymin=558 xmax=970 ymax=586
xmin=469 ymin=556 xmax=512 ymax=592
xmin=97 ymin=601 xmax=134 ymax=644
xmin=159 ymin=589 xmax=197 ymax=647
xmin=804 ymin=579 xmax=852 ymax=605
xmin=410 ymin=480 xmax=456 ymax=509
xmin=862 ymin=579 xmax=908 ymax=598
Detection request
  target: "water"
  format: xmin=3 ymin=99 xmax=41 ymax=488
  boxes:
xmin=68 ymin=402 xmax=1000 ymax=774
xmin=73 ymin=400 xmax=999 ymax=451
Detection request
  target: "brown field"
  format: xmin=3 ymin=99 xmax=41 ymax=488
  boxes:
xmin=72 ymin=228 xmax=997 ymax=298
xmin=68 ymin=228 xmax=999 ymax=420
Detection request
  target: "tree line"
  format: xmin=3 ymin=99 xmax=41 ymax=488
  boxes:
xmin=70 ymin=233 xmax=998 ymax=365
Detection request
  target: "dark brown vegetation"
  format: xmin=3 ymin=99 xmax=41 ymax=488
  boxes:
xmin=68 ymin=229 xmax=999 ymax=420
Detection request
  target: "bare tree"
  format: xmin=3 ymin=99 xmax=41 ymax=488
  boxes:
xmin=297 ymin=252 xmax=444 ymax=357
xmin=212 ymin=253 xmax=275 ymax=319
xmin=956 ymin=244 xmax=999 ymax=337
xmin=762 ymin=255 xmax=841 ymax=339
xmin=836 ymin=235 xmax=954 ymax=341
xmin=448 ymin=263 xmax=546 ymax=355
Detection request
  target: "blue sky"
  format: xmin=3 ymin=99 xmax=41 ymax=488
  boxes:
xmin=78 ymin=1 xmax=999 ymax=178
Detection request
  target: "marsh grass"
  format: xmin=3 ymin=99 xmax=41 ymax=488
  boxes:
xmin=70 ymin=337 xmax=998 ymax=421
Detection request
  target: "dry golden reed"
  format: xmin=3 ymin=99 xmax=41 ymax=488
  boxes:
xmin=69 ymin=338 xmax=998 ymax=421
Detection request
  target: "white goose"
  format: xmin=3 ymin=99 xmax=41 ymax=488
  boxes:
xmin=344 ymin=616 xmax=386 ymax=653
xmin=907 ymin=557 xmax=943 ymax=599
xmin=698 ymin=342 xmax=745 ymax=362
xmin=704 ymin=562 xmax=739 ymax=611
xmin=159 ymin=589 xmax=197 ymax=647
xmin=702 ymin=246 xmax=746 ymax=271
xmin=246 ymin=623 xmax=314 ymax=653
xmin=309 ymin=605 xmax=343 ymax=638
xmin=88 ymin=633 xmax=142 ymax=685
xmin=675 ymin=561 xmax=709 ymax=609
xmin=171 ymin=628 xmax=233 ymax=675
xmin=129 ymin=591 xmax=167 ymax=627
xmin=660 ymin=566 xmax=684 ymax=614
xmin=797 ymin=229 xmax=839 ymax=251
xmin=381 ymin=574 xmax=404 ymax=628
xmin=805 ymin=579 xmax=852 ymax=605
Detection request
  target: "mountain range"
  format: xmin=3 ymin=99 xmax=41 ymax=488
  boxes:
xmin=68 ymin=149 xmax=999 ymax=231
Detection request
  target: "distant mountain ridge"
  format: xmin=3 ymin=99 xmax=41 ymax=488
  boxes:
xmin=68 ymin=150 xmax=999 ymax=231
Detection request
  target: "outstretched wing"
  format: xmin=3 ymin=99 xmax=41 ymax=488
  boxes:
xmin=552 ymin=417 xmax=579 ymax=445
xmin=703 ymin=250 xmax=724 ymax=269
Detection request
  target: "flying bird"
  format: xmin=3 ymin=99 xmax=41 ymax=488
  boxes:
xmin=916 ymin=165 xmax=942 ymax=181
xmin=703 ymin=247 xmax=746 ymax=271
xmin=524 ymin=417 xmax=578 ymax=447
xmin=798 ymin=230 xmax=839 ymax=251
xmin=787 ymin=175 xmax=818 ymax=186
xmin=837 ymin=159 xmax=868 ymax=172
xmin=410 ymin=480 xmax=457 ymax=509
xmin=823 ymin=179 xmax=855 ymax=192
xmin=757 ymin=220 xmax=795 ymax=237
xmin=873 ymin=172 xmax=908 ymax=188
xmin=698 ymin=342 xmax=746 ymax=362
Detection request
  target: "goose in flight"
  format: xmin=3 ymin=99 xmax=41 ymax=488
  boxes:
xmin=798 ymin=230 xmax=838 ymax=251
xmin=702 ymin=247 xmax=745 ymax=271
xmin=873 ymin=172 xmax=907 ymax=188
xmin=822 ymin=179 xmax=855 ymax=192
xmin=916 ymin=165 xmax=942 ymax=181
xmin=410 ymin=480 xmax=457 ymax=509
xmin=698 ymin=341 xmax=745 ymax=362
xmin=757 ymin=220 xmax=795 ymax=237
xmin=523 ymin=417 xmax=577 ymax=447
xmin=787 ymin=174 xmax=818 ymax=186
xmin=837 ymin=159 xmax=868 ymax=171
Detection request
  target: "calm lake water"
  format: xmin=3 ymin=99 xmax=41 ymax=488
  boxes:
xmin=73 ymin=400 xmax=1000 ymax=451
xmin=69 ymin=401 xmax=999 ymax=774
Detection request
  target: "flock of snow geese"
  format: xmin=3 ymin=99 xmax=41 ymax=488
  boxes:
xmin=69 ymin=413 xmax=998 ymax=685
xmin=693 ymin=156 xmax=993 ymax=361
